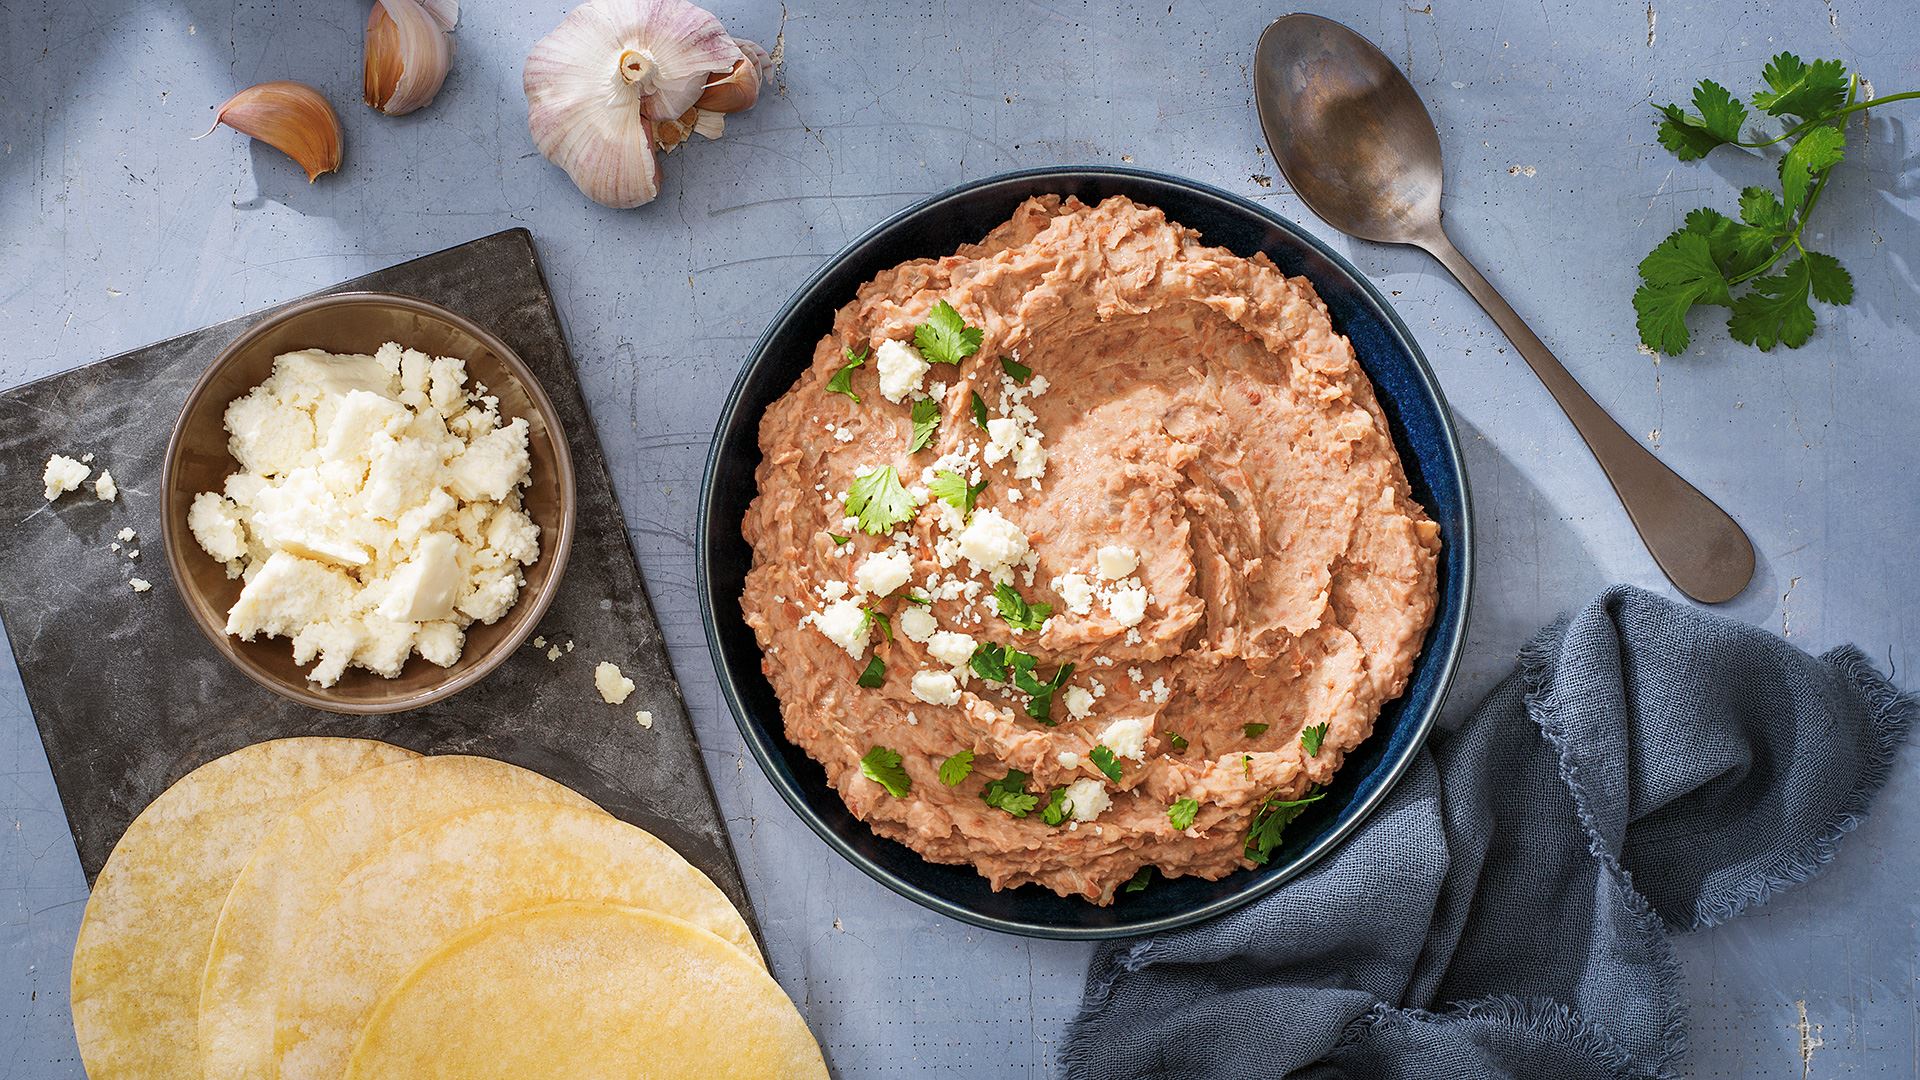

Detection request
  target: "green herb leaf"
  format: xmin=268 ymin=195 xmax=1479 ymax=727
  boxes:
xmin=862 ymin=607 xmax=893 ymax=640
xmin=903 ymin=591 xmax=932 ymax=606
xmin=1301 ymin=722 xmax=1328 ymax=756
xmin=1089 ymin=745 xmax=1122 ymax=782
xmin=969 ymin=391 xmax=990 ymax=429
xmin=1779 ymin=122 xmax=1846 ymax=213
xmin=827 ymin=532 xmax=851 ymax=546
xmin=928 ymin=469 xmax=987 ymax=517
xmin=1168 ymin=798 xmax=1199 ymax=831
xmin=982 ymin=769 xmax=1039 ymax=817
xmin=825 ymin=346 xmax=867 ymax=402
xmin=1166 ymin=732 xmax=1189 ymax=752
xmin=913 ymin=300 xmax=983 ymax=366
xmin=993 ymin=582 xmax=1053 ymax=633
xmin=1633 ymin=230 xmax=1732 ymax=355
xmin=1680 ymin=207 xmax=1776 ymax=281
xmin=1242 ymin=723 xmax=1269 ymax=738
xmin=1123 ymin=866 xmax=1153 ymax=893
xmin=1737 ymin=186 xmax=1793 ymax=235
xmin=859 ymin=746 xmax=910 ymax=797
xmin=907 ymin=397 xmax=940 ymax=453
xmin=1245 ymin=789 xmax=1325 ymax=866
xmin=999 ymin=356 xmax=1032 ymax=384
xmin=1753 ymin=52 xmax=1849 ymax=121
xmin=1040 ymin=786 xmax=1071 ymax=826
xmin=856 ymin=653 xmax=886 ymax=689
xmin=1727 ymin=256 xmax=1820 ymax=351
xmin=1800 ymin=249 xmax=1853 ymax=305
xmin=969 ymin=641 xmax=1010 ymax=682
xmin=1655 ymin=79 xmax=1747 ymax=161
xmin=1242 ymin=754 xmax=1253 ymax=779
xmin=844 ymin=466 xmax=919 ymax=535
xmin=967 ymin=642 xmax=1071 ymax=721
xmin=938 ymin=749 xmax=975 ymax=787
xmin=1019 ymin=661 xmax=1074 ymax=723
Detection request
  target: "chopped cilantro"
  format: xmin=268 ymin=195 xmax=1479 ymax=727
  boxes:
xmin=967 ymin=642 xmax=1072 ymax=722
xmin=999 ymin=356 xmax=1032 ymax=384
xmin=1089 ymin=745 xmax=1122 ymax=782
xmin=859 ymin=746 xmax=910 ymax=797
xmin=982 ymin=769 xmax=1039 ymax=817
xmin=907 ymin=397 xmax=940 ymax=453
xmin=1242 ymin=754 xmax=1253 ymax=779
xmin=1165 ymin=732 xmax=1189 ymax=752
xmin=861 ymin=607 xmax=892 ymax=640
xmin=913 ymin=300 xmax=983 ymax=365
xmin=825 ymin=346 xmax=867 ymax=401
xmin=1123 ymin=866 xmax=1153 ymax=893
xmin=968 ymin=641 xmax=1010 ymax=682
xmin=969 ymin=391 xmax=989 ymax=429
xmin=827 ymin=532 xmax=850 ymax=546
xmin=903 ymin=592 xmax=932 ymax=606
xmin=993 ymin=582 xmax=1053 ymax=633
xmin=928 ymin=469 xmax=987 ymax=517
xmin=856 ymin=653 xmax=886 ymax=689
xmin=1244 ymin=789 xmax=1324 ymax=866
xmin=938 ymin=749 xmax=975 ymax=787
xmin=1040 ymin=786 xmax=1071 ymax=826
xmin=1301 ymin=722 xmax=1328 ymax=756
xmin=1168 ymin=798 xmax=1199 ymax=830
xmin=1242 ymin=723 xmax=1270 ymax=738
xmin=843 ymin=466 xmax=919 ymax=535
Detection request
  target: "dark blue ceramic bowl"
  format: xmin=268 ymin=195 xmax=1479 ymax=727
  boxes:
xmin=698 ymin=166 xmax=1473 ymax=939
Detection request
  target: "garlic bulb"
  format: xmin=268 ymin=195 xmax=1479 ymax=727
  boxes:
xmin=196 ymin=82 xmax=343 ymax=182
xmin=365 ymin=0 xmax=457 ymax=115
xmin=525 ymin=0 xmax=766 ymax=208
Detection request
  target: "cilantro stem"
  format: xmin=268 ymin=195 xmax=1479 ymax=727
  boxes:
xmin=1732 ymin=88 xmax=1920 ymax=148
xmin=1724 ymin=78 xmax=1855 ymax=288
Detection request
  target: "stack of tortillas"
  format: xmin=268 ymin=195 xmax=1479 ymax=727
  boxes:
xmin=69 ymin=737 xmax=826 ymax=1079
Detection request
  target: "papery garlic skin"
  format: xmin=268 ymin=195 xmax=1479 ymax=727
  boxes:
xmin=199 ymin=81 xmax=343 ymax=182
xmin=365 ymin=0 xmax=455 ymax=116
xmin=525 ymin=0 xmax=759 ymax=208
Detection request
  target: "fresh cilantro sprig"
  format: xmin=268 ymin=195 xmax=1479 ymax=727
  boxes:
xmin=859 ymin=746 xmax=911 ymax=797
xmin=938 ymin=749 xmax=974 ymax=786
xmin=982 ymin=769 xmax=1039 ymax=817
xmin=993 ymin=583 xmax=1052 ymax=633
xmin=1089 ymin=745 xmax=1123 ymax=782
xmin=1040 ymin=786 xmax=1072 ymax=826
xmin=914 ymin=300 xmax=983 ymax=365
xmin=1638 ymin=53 xmax=1912 ymax=353
xmin=1168 ymin=798 xmax=1199 ymax=831
xmin=856 ymin=653 xmax=886 ymax=688
xmin=1301 ymin=722 xmax=1328 ymax=756
xmin=999 ymin=356 xmax=1033 ymax=384
xmin=825 ymin=346 xmax=867 ymax=401
xmin=1245 ymin=788 xmax=1324 ymax=866
xmin=967 ymin=642 xmax=1073 ymax=722
xmin=907 ymin=397 xmax=940 ymax=453
xmin=843 ymin=466 xmax=919 ymax=534
xmin=928 ymin=469 xmax=987 ymax=517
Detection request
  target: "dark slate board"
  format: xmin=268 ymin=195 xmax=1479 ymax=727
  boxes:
xmin=0 ymin=229 xmax=756 ymax=942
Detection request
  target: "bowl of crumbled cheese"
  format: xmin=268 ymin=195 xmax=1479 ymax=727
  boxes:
xmin=162 ymin=292 xmax=575 ymax=713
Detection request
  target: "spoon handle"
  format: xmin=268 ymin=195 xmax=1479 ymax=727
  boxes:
xmin=1415 ymin=228 xmax=1756 ymax=604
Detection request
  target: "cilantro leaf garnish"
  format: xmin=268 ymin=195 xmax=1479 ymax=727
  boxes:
xmin=861 ymin=607 xmax=892 ymax=641
xmin=825 ymin=346 xmax=867 ymax=402
xmin=1300 ymin=722 xmax=1328 ymax=756
xmin=859 ymin=746 xmax=910 ymax=797
xmin=982 ymin=769 xmax=1039 ymax=817
xmin=827 ymin=532 xmax=850 ymax=546
xmin=968 ymin=641 xmax=1010 ymax=682
xmin=1168 ymin=798 xmax=1198 ymax=831
xmin=843 ymin=466 xmax=919 ymax=535
xmin=1040 ymin=786 xmax=1071 ymax=826
xmin=1165 ymin=732 xmax=1188 ymax=752
xmin=856 ymin=653 xmax=886 ymax=689
xmin=967 ymin=642 xmax=1072 ymax=722
xmin=928 ymin=469 xmax=987 ymax=517
xmin=999 ymin=356 xmax=1032 ymax=384
xmin=938 ymin=749 xmax=974 ymax=787
xmin=1123 ymin=866 xmax=1153 ymax=893
xmin=1638 ymin=53 xmax=1909 ymax=354
xmin=1242 ymin=723 xmax=1269 ymax=738
xmin=1089 ymin=745 xmax=1122 ymax=782
xmin=903 ymin=591 xmax=932 ymax=606
xmin=993 ymin=582 xmax=1052 ymax=633
xmin=969 ymin=391 xmax=989 ymax=430
xmin=907 ymin=397 xmax=940 ymax=453
xmin=913 ymin=300 xmax=983 ymax=366
xmin=1244 ymin=788 xmax=1325 ymax=866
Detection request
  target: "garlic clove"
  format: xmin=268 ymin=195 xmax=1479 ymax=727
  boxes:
xmin=655 ymin=105 xmax=725 ymax=152
xmin=364 ymin=0 xmax=453 ymax=116
xmin=602 ymin=0 xmax=741 ymax=121
xmin=417 ymin=0 xmax=458 ymax=30
xmin=695 ymin=49 xmax=760 ymax=114
xmin=197 ymin=81 xmax=343 ymax=182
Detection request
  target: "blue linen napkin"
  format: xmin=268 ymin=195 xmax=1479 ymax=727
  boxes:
xmin=1062 ymin=585 xmax=1913 ymax=1080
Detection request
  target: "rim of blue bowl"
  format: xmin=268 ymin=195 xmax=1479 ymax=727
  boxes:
xmin=698 ymin=164 xmax=1475 ymax=939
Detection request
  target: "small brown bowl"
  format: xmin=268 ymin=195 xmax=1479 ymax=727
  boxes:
xmin=162 ymin=292 xmax=576 ymax=714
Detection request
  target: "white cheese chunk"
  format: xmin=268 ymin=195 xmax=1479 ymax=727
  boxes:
xmin=1107 ymin=584 xmax=1150 ymax=628
xmin=447 ymin=418 xmax=531 ymax=502
xmin=416 ymin=621 xmax=465 ymax=667
xmin=899 ymin=605 xmax=938 ymax=643
xmin=42 ymin=455 xmax=90 ymax=501
xmin=926 ymin=630 xmax=977 ymax=667
xmin=1063 ymin=685 xmax=1096 ymax=720
xmin=635 ymin=710 xmax=654 ymax=728
xmin=874 ymin=339 xmax=930 ymax=403
xmin=595 ymin=661 xmax=635 ymax=705
xmin=188 ymin=492 xmax=249 ymax=570
xmin=955 ymin=507 xmax=1029 ymax=579
xmin=128 ymin=578 xmax=151 ymax=593
xmin=808 ymin=599 xmax=871 ymax=659
xmin=1062 ymin=778 xmax=1111 ymax=822
xmin=93 ymin=470 xmax=118 ymax=502
xmin=1054 ymin=572 xmax=1094 ymax=616
xmin=854 ymin=550 xmax=914 ymax=598
xmin=377 ymin=532 xmax=464 ymax=623
xmin=1096 ymin=546 xmax=1139 ymax=581
xmin=1099 ymin=716 xmax=1150 ymax=762
xmin=1056 ymin=750 xmax=1082 ymax=768
xmin=225 ymin=552 xmax=356 ymax=641
xmin=910 ymin=669 xmax=962 ymax=706
xmin=322 ymin=389 xmax=412 ymax=461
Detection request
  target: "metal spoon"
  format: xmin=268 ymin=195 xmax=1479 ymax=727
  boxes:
xmin=1253 ymin=13 xmax=1755 ymax=604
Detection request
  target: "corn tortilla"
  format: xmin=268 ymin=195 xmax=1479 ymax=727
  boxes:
xmin=69 ymin=737 xmax=415 ymax=1080
xmin=345 ymin=902 xmax=827 ymax=1080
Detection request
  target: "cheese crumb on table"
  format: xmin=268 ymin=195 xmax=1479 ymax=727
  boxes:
xmin=128 ymin=578 xmax=151 ymax=593
xmin=42 ymin=455 xmax=89 ymax=501
xmin=116 ymin=527 xmax=136 ymax=543
xmin=93 ymin=471 xmax=117 ymax=502
xmin=634 ymin=710 xmax=654 ymax=729
xmin=595 ymin=661 xmax=635 ymax=705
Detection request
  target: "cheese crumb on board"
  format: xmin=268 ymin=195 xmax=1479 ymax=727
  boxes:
xmin=117 ymin=527 xmax=136 ymax=543
xmin=128 ymin=578 xmax=151 ymax=593
xmin=93 ymin=471 xmax=117 ymax=502
xmin=634 ymin=710 xmax=654 ymax=729
xmin=595 ymin=661 xmax=635 ymax=705
xmin=42 ymin=455 xmax=90 ymax=501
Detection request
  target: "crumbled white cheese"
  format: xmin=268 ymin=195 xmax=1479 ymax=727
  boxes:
xmin=1099 ymin=716 xmax=1150 ymax=762
xmin=1056 ymin=750 xmax=1082 ymax=769
xmin=854 ymin=550 xmax=914 ymax=598
xmin=1096 ymin=545 xmax=1139 ymax=581
xmin=546 ymin=645 xmax=563 ymax=662
xmin=595 ymin=661 xmax=635 ymax=705
xmin=926 ymin=630 xmax=977 ymax=667
xmin=1063 ymin=685 xmax=1096 ymax=719
xmin=42 ymin=455 xmax=89 ymax=501
xmin=899 ymin=605 xmax=938 ymax=643
xmin=874 ymin=339 xmax=930 ymax=403
xmin=1107 ymin=583 xmax=1150 ymax=628
xmin=128 ymin=578 xmax=151 ymax=593
xmin=1053 ymin=572 xmax=1094 ymax=616
xmin=93 ymin=471 xmax=117 ymax=502
xmin=807 ymin=599 xmax=871 ymax=659
xmin=635 ymin=710 xmax=654 ymax=729
xmin=1062 ymin=778 xmax=1111 ymax=822
xmin=910 ymin=668 xmax=962 ymax=706
xmin=955 ymin=507 xmax=1029 ymax=579
xmin=116 ymin=527 xmax=136 ymax=543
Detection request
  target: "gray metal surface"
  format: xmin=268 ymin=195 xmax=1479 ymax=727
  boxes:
xmin=1 ymin=1 xmax=1914 ymax=1076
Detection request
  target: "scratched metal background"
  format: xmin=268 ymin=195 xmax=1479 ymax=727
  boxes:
xmin=1 ymin=1 xmax=1915 ymax=1076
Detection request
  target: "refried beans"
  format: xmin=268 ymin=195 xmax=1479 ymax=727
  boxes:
xmin=741 ymin=194 xmax=1440 ymax=904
